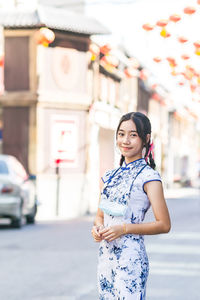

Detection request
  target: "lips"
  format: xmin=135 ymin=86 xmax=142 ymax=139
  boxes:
xmin=122 ymin=147 xmax=132 ymax=151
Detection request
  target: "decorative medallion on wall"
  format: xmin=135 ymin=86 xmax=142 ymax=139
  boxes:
xmin=51 ymin=47 xmax=87 ymax=92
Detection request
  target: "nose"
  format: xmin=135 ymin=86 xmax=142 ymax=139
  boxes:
xmin=123 ymin=135 xmax=130 ymax=144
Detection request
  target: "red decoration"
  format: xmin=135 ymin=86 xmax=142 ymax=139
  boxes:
xmin=178 ymin=81 xmax=185 ymax=86
xmin=182 ymin=67 xmax=195 ymax=80
xmin=178 ymin=36 xmax=188 ymax=43
xmin=0 ymin=55 xmax=4 ymax=67
xmin=193 ymin=41 xmax=200 ymax=48
xmin=124 ymin=67 xmax=137 ymax=78
xmin=171 ymin=70 xmax=178 ymax=76
xmin=35 ymin=27 xmax=55 ymax=47
xmin=166 ymin=57 xmax=177 ymax=67
xmin=183 ymin=6 xmax=196 ymax=14
xmin=169 ymin=14 xmax=181 ymax=22
xmin=193 ymin=42 xmax=200 ymax=56
xmin=198 ymin=0 xmax=200 ymax=4
xmin=142 ymin=23 xmax=154 ymax=31
xmin=152 ymin=93 xmax=161 ymax=101
xmin=181 ymin=54 xmax=190 ymax=60
xmin=55 ymin=158 xmax=61 ymax=165
xmin=167 ymin=57 xmax=175 ymax=63
xmin=160 ymin=28 xmax=171 ymax=38
xmin=195 ymin=48 xmax=200 ymax=56
xmin=100 ymin=44 xmax=111 ymax=55
xmin=156 ymin=19 xmax=168 ymax=27
xmin=190 ymin=84 xmax=196 ymax=93
xmin=153 ymin=57 xmax=162 ymax=63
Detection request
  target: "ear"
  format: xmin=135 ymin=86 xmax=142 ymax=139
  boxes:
xmin=146 ymin=134 xmax=151 ymax=144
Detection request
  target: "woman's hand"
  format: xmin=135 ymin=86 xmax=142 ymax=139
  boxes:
xmin=100 ymin=225 xmax=124 ymax=242
xmin=91 ymin=225 xmax=104 ymax=242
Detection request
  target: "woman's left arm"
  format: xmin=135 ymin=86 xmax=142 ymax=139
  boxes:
xmin=125 ymin=180 xmax=171 ymax=235
xmin=100 ymin=181 xmax=171 ymax=242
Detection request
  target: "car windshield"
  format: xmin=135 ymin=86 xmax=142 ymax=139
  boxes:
xmin=0 ymin=160 xmax=9 ymax=174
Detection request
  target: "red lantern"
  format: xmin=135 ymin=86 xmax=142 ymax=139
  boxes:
xmin=182 ymin=67 xmax=194 ymax=80
xmin=167 ymin=57 xmax=175 ymax=63
xmin=178 ymin=36 xmax=188 ymax=43
xmin=169 ymin=14 xmax=181 ymax=22
xmin=181 ymin=54 xmax=190 ymax=60
xmin=167 ymin=57 xmax=177 ymax=67
xmin=193 ymin=41 xmax=200 ymax=48
xmin=160 ymin=28 xmax=171 ymax=38
xmin=100 ymin=44 xmax=112 ymax=55
xmin=124 ymin=67 xmax=137 ymax=78
xmin=152 ymin=93 xmax=161 ymax=101
xmin=186 ymin=66 xmax=195 ymax=74
xmin=35 ymin=27 xmax=55 ymax=46
xmin=153 ymin=57 xmax=162 ymax=63
xmin=156 ymin=19 xmax=168 ymax=27
xmin=0 ymin=55 xmax=4 ymax=67
xmin=198 ymin=0 xmax=200 ymax=4
xmin=171 ymin=69 xmax=178 ymax=76
xmin=195 ymin=48 xmax=200 ymax=56
xmin=142 ymin=23 xmax=154 ymax=31
xmin=190 ymin=84 xmax=196 ymax=93
xmin=178 ymin=81 xmax=185 ymax=86
xmin=183 ymin=6 xmax=196 ymax=14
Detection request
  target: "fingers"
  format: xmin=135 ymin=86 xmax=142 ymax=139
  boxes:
xmin=92 ymin=226 xmax=100 ymax=237
xmin=91 ymin=226 xmax=103 ymax=242
xmin=99 ymin=227 xmax=110 ymax=235
xmin=92 ymin=225 xmax=121 ymax=243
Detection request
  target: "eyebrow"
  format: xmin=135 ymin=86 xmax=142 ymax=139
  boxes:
xmin=118 ymin=129 xmax=137 ymax=133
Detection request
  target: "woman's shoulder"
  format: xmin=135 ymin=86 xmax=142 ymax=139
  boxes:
xmin=141 ymin=164 xmax=162 ymax=183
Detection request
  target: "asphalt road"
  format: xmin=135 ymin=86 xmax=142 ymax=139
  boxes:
xmin=0 ymin=190 xmax=200 ymax=300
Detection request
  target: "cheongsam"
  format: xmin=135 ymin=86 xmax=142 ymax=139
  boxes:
xmin=98 ymin=158 xmax=161 ymax=300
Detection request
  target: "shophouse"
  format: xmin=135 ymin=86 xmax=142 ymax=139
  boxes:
xmin=0 ymin=5 xmax=140 ymax=219
xmin=0 ymin=5 xmax=111 ymax=219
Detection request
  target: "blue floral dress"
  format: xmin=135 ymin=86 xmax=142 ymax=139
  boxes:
xmin=98 ymin=158 xmax=161 ymax=300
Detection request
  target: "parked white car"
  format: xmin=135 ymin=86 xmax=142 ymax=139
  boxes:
xmin=0 ymin=154 xmax=37 ymax=228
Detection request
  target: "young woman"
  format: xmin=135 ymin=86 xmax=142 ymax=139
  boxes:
xmin=91 ymin=112 xmax=171 ymax=300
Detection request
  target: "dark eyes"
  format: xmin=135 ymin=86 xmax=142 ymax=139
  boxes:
xmin=118 ymin=132 xmax=137 ymax=137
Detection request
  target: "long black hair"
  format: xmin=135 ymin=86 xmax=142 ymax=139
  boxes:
xmin=116 ymin=112 xmax=156 ymax=169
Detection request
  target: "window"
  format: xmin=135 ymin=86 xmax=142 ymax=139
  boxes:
xmin=0 ymin=160 xmax=9 ymax=174
xmin=5 ymin=36 xmax=29 ymax=91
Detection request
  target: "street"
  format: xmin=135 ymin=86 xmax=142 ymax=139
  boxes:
xmin=0 ymin=189 xmax=200 ymax=300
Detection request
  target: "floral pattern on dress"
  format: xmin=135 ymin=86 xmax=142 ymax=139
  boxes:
xmin=98 ymin=158 xmax=161 ymax=300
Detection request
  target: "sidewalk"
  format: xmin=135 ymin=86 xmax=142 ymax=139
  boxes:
xmin=36 ymin=187 xmax=200 ymax=222
xmin=164 ymin=187 xmax=199 ymax=199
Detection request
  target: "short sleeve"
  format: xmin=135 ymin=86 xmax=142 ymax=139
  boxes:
xmin=142 ymin=166 xmax=162 ymax=193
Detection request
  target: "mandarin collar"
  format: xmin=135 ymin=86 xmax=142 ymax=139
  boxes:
xmin=121 ymin=158 xmax=146 ymax=170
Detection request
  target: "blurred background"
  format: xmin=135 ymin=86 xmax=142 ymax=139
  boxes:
xmin=0 ymin=0 xmax=200 ymax=299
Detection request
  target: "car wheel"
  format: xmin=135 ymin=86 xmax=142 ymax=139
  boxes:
xmin=11 ymin=208 xmax=23 ymax=229
xmin=26 ymin=204 xmax=37 ymax=224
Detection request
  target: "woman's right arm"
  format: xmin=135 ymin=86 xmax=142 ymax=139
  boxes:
xmin=92 ymin=202 xmax=104 ymax=242
xmin=94 ymin=207 xmax=104 ymax=227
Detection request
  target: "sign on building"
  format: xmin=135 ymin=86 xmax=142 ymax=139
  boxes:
xmin=50 ymin=114 xmax=79 ymax=167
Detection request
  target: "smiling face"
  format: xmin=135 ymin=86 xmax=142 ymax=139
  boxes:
xmin=116 ymin=119 xmax=144 ymax=164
